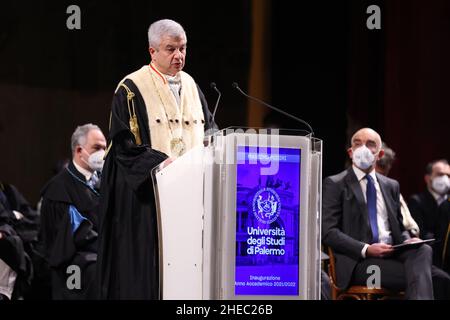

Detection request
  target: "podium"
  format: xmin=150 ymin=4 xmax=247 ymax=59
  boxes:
xmin=152 ymin=128 xmax=322 ymax=300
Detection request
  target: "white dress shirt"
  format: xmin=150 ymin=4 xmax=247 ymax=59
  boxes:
xmin=73 ymin=161 xmax=93 ymax=182
xmin=352 ymin=166 xmax=393 ymax=257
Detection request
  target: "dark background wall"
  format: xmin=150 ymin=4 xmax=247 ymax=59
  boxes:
xmin=0 ymin=0 xmax=449 ymax=203
xmin=0 ymin=0 xmax=251 ymax=203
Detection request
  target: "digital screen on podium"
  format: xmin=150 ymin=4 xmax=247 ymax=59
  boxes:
xmin=235 ymin=146 xmax=300 ymax=296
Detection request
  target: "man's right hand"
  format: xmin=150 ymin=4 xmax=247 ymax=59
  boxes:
xmin=366 ymin=243 xmax=394 ymax=258
xmin=161 ymin=157 xmax=175 ymax=169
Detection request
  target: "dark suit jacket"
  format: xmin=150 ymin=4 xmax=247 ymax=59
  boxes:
xmin=322 ymin=167 xmax=408 ymax=289
xmin=408 ymin=190 xmax=439 ymax=239
xmin=435 ymin=199 xmax=450 ymax=269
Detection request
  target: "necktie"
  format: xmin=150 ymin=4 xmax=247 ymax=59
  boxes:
xmin=437 ymin=195 xmax=447 ymax=206
xmin=87 ymin=171 xmax=99 ymax=189
xmin=366 ymin=174 xmax=379 ymax=243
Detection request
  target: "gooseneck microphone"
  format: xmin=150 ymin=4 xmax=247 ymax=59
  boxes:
xmin=231 ymin=82 xmax=314 ymax=136
xmin=210 ymin=82 xmax=222 ymax=123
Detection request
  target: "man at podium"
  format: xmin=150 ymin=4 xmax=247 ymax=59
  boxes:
xmin=96 ymin=19 xmax=215 ymax=299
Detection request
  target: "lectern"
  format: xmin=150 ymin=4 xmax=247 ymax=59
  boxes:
xmin=152 ymin=128 xmax=322 ymax=300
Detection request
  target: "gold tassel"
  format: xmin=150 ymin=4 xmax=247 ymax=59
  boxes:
xmin=104 ymin=112 xmax=113 ymax=159
xmin=120 ymin=83 xmax=142 ymax=145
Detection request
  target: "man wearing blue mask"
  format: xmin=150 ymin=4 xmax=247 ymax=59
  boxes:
xmin=39 ymin=123 xmax=106 ymax=299
xmin=322 ymin=128 xmax=450 ymax=299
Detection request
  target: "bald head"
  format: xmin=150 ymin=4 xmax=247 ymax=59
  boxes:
xmin=351 ymin=128 xmax=382 ymax=152
xmin=348 ymin=128 xmax=385 ymax=173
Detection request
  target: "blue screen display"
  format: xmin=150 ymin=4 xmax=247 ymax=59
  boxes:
xmin=235 ymin=146 xmax=301 ymax=295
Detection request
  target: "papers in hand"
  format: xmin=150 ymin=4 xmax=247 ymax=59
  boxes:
xmin=392 ymin=239 xmax=435 ymax=250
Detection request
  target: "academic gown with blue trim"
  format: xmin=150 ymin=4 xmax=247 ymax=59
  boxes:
xmin=40 ymin=161 xmax=99 ymax=299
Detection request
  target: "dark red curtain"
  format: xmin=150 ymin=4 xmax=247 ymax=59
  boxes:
xmin=346 ymin=0 xmax=450 ymax=198
xmin=384 ymin=0 xmax=450 ymax=198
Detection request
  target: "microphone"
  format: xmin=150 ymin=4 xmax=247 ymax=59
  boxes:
xmin=210 ymin=82 xmax=222 ymax=123
xmin=231 ymin=82 xmax=314 ymax=136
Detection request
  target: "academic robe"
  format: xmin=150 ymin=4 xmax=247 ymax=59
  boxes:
xmin=0 ymin=182 xmax=39 ymax=299
xmin=40 ymin=161 xmax=99 ymax=299
xmin=96 ymin=78 xmax=215 ymax=300
xmin=0 ymin=183 xmax=40 ymax=243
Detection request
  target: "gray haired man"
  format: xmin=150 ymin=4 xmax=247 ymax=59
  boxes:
xmin=40 ymin=123 xmax=106 ymax=299
xmin=96 ymin=19 xmax=216 ymax=299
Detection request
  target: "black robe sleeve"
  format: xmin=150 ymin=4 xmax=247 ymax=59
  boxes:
xmin=109 ymin=84 xmax=168 ymax=192
xmin=0 ymin=224 xmax=27 ymax=273
xmin=0 ymin=184 xmax=40 ymax=243
xmin=0 ymin=184 xmax=43 ymax=299
xmin=39 ymin=199 xmax=76 ymax=268
xmin=5 ymin=185 xmax=38 ymax=220
xmin=96 ymin=78 xmax=216 ymax=300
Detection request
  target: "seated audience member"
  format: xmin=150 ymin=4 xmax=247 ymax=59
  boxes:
xmin=436 ymin=199 xmax=450 ymax=272
xmin=434 ymin=165 xmax=450 ymax=271
xmin=375 ymin=145 xmax=450 ymax=298
xmin=39 ymin=124 xmax=106 ymax=299
xmin=0 ymin=182 xmax=39 ymax=300
xmin=409 ymin=159 xmax=450 ymax=240
xmin=322 ymin=128 xmax=450 ymax=299
xmin=375 ymin=143 xmax=420 ymax=236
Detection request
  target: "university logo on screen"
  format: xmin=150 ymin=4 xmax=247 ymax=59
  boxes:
xmin=235 ymin=147 xmax=300 ymax=296
xmin=253 ymin=188 xmax=281 ymax=224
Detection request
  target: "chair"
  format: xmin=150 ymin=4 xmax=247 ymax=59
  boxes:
xmin=327 ymin=247 xmax=404 ymax=300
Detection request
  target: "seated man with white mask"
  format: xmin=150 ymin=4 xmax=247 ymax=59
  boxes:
xmin=39 ymin=123 xmax=106 ymax=299
xmin=322 ymin=128 xmax=450 ymax=299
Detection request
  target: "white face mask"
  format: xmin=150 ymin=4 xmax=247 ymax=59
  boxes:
xmin=352 ymin=145 xmax=376 ymax=170
xmin=431 ymin=175 xmax=450 ymax=196
xmin=82 ymin=149 xmax=105 ymax=172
